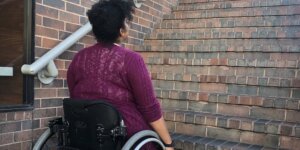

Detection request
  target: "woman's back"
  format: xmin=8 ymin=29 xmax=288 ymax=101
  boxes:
xmin=67 ymin=42 xmax=162 ymax=138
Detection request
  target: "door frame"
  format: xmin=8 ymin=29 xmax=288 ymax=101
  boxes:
xmin=0 ymin=0 xmax=35 ymax=112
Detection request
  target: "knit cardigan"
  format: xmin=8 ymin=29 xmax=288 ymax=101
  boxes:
xmin=67 ymin=42 xmax=162 ymax=139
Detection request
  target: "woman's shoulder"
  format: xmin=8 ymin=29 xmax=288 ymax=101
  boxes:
xmin=121 ymin=47 xmax=142 ymax=61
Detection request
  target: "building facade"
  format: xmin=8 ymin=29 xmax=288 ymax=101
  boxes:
xmin=0 ymin=0 xmax=300 ymax=149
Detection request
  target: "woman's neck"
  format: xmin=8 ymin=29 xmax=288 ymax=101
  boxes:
xmin=113 ymin=43 xmax=121 ymax=46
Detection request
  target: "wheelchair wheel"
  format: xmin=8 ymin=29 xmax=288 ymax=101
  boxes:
xmin=33 ymin=128 xmax=56 ymax=150
xmin=33 ymin=118 xmax=66 ymax=150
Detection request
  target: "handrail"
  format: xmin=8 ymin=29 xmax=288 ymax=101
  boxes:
xmin=133 ymin=0 xmax=145 ymax=8
xmin=21 ymin=22 xmax=92 ymax=84
xmin=21 ymin=0 xmax=145 ymax=84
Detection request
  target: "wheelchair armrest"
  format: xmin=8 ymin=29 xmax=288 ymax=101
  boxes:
xmin=121 ymin=130 xmax=165 ymax=150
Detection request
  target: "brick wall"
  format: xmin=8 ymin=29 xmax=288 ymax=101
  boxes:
xmin=136 ymin=0 xmax=300 ymax=149
xmin=0 ymin=0 xmax=178 ymax=149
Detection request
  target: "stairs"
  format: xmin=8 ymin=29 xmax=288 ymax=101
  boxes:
xmin=134 ymin=0 xmax=300 ymax=149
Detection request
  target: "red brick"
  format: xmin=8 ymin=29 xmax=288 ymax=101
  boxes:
xmin=81 ymin=0 xmax=95 ymax=8
xmin=176 ymin=122 xmax=205 ymax=136
xmin=57 ymin=107 xmax=64 ymax=116
xmin=240 ymin=118 xmax=253 ymax=131
xmin=188 ymin=92 xmax=199 ymax=101
xmin=42 ymin=38 xmax=60 ymax=49
xmin=195 ymin=114 xmax=205 ymax=125
xmin=43 ymin=17 xmax=65 ymax=30
xmin=57 ymin=88 xmax=69 ymax=97
xmin=0 ymin=143 xmax=21 ymax=150
xmin=251 ymin=107 xmax=285 ymax=121
xmin=36 ymin=4 xmax=59 ymax=19
xmin=66 ymin=2 xmax=85 ymax=15
xmin=228 ymin=119 xmax=241 ymax=129
xmin=240 ymin=131 xmax=266 ymax=146
xmin=251 ymin=97 xmax=263 ymax=106
xmin=14 ymin=131 xmax=32 ymax=142
xmin=218 ymin=104 xmax=250 ymax=117
xmin=163 ymin=111 xmax=175 ymax=121
xmin=292 ymin=79 xmax=300 ymax=87
xmin=14 ymin=112 xmax=24 ymax=121
xmin=198 ymin=93 xmax=209 ymax=101
xmin=210 ymin=58 xmax=219 ymax=65
xmin=34 ymin=89 xmax=57 ymax=99
xmin=21 ymin=141 xmax=32 ymax=150
xmin=280 ymin=136 xmax=300 ymax=149
xmin=207 ymin=127 xmax=240 ymax=142
xmin=207 ymin=75 xmax=218 ymax=82
xmin=175 ymin=112 xmax=184 ymax=122
xmin=79 ymin=36 xmax=96 ymax=45
xmin=33 ymin=108 xmax=56 ymax=119
xmin=36 ymin=15 xmax=42 ymax=25
xmin=166 ymin=121 xmax=175 ymax=132
xmin=0 ymin=133 xmax=13 ymax=145
xmin=35 ymin=36 xmax=42 ymax=47
xmin=286 ymin=110 xmax=300 ymax=123
xmin=7 ymin=112 xmax=15 ymax=121
xmin=44 ymin=0 xmax=65 ymax=10
xmin=218 ymin=76 xmax=226 ymax=83
xmin=219 ymin=59 xmax=228 ymax=65
xmin=57 ymin=70 xmax=67 ymax=79
xmin=206 ymin=115 xmax=217 ymax=126
xmin=280 ymin=123 xmax=294 ymax=136
xmin=228 ymin=95 xmax=238 ymax=104
xmin=24 ymin=112 xmax=32 ymax=120
xmin=199 ymin=83 xmax=227 ymax=93
xmin=59 ymin=11 xmax=80 ymax=24
xmin=239 ymin=96 xmax=251 ymax=105
xmin=36 ymin=26 xmax=59 ymax=39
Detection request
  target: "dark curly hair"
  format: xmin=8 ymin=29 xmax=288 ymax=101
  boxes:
xmin=87 ymin=0 xmax=135 ymax=43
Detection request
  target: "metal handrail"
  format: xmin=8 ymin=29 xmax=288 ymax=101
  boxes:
xmin=21 ymin=22 xmax=92 ymax=84
xmin=21 ymin=0 xmax=145 ymax=84
xmin=133 ymin=0 xmax=145 ymax=8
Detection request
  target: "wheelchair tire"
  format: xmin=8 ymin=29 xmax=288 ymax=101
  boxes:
xmin=32 ymin=128 xmax=55 ymax=150
xmin=121 ymin=130 xmax=165 ymax=150
xmin=134 ymin=138 xmax=165 ymax=150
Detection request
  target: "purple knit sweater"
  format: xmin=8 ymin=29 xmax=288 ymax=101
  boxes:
xmin=67 ymin=42 xmax=162 ymax=139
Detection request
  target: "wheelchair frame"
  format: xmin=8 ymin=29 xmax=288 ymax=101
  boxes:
xmin=33 ymin=99 xmax=166 ymax=150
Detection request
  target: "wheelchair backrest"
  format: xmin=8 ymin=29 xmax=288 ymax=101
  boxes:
xmin=63 ymin=98 xmax=126 ymax=150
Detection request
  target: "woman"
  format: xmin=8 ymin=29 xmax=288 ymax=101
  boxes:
xmin=67 ymin=0 xmax=174 ymax=149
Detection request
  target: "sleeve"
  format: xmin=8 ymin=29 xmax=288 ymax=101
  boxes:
xmin=67 ymin=59 xmax=76 ymax=98
xmin=125 ymin=52 xmax=162 ymax=123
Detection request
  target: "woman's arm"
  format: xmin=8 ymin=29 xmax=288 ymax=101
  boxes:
xmin=150 ymin=117 xmax=174 ymax=150
xmin=125 ymin=52 xmax=174 ymax=149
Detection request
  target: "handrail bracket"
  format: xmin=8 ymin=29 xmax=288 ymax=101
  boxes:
xmin=37 ymin=60 xmax=58 ymax=84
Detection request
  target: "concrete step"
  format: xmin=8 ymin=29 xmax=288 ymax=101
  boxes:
xmin=159 ymin=95 xmax=300 ymax=123
xmin=132 ymin=39 xmax=300 ymax=53
xmin=164 ymin=110 xmax=300 ymax=149
xmin=156 ymin=15 xmax=300 ymax=29
xmin=153 ymin=79 xmax=299 ymax=99
xmin=148 ymin=65 xmax=299 ymax=85
xmin=164 ymin=109 xmax=300 ymax=139
xmin=178 ymin=0 xmax=239 ymax=4
xmin=176 ymin=0 xmax=300 ymax=10
xmin=156 ymin=88 xmax=300 ymax=111
xmin=164 ymin=5 xmax=300 ymax=20
xmin=140 ymin=51 xmax=300 ymax=69
xmin=147 ymin=26 xmax=300 ymax=40
xmin=170 ymin=132 xmax=295 ymax=150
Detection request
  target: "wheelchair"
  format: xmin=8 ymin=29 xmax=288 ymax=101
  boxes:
xmin=33 ymin=98 xmax=166 ymax=150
